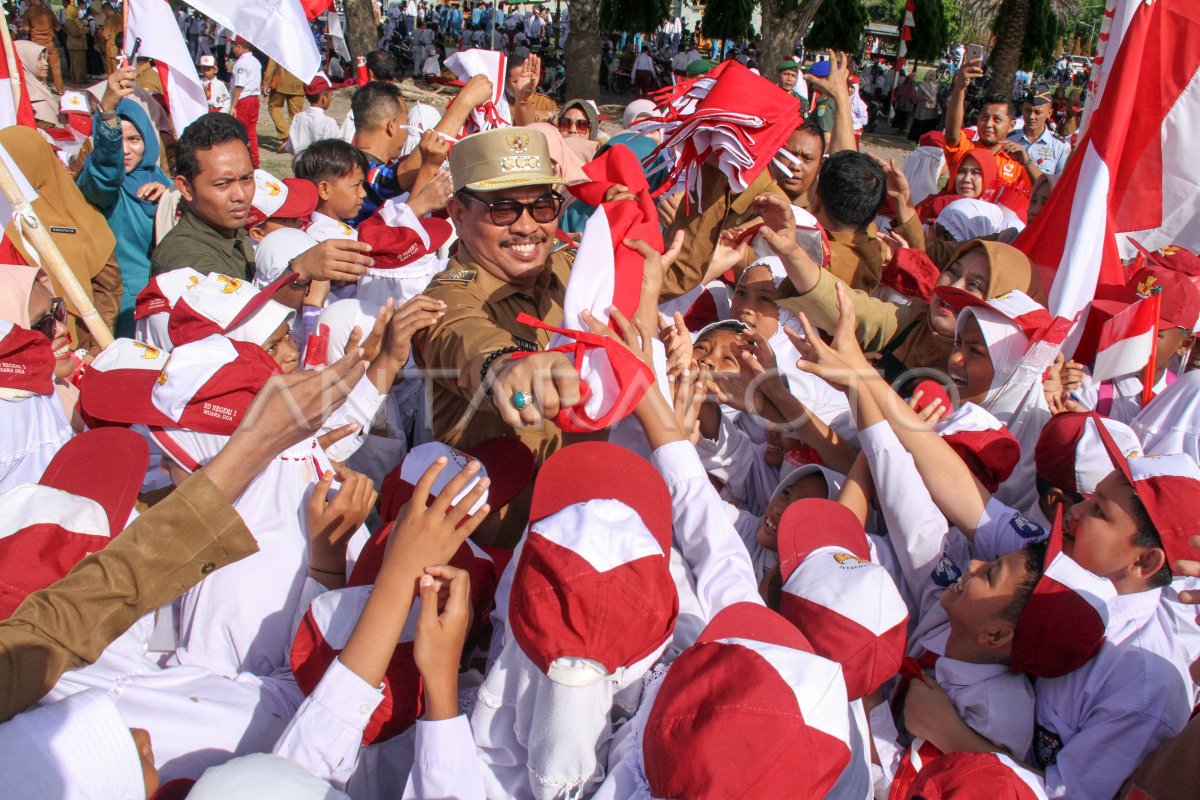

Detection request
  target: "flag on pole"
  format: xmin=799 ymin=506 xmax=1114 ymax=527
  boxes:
xmin=181 ymin=0 xmax=322 ymax=83
xmin=1015 ymin=0 xmax=1200 ymax=321
xmin=896 ymin=0 xmax=915 ymax=72
xmin=125 ymin=0 xmax=208 ymax=138
xmin=299 ymin=0 xmax=334 ymax=22
xmin=1080 ymin=295 xmax=1160 ymax=383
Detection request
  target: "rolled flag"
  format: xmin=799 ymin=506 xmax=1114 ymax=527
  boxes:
xmin=181 ymin=0 xmax=322 ymax=82
xmin=125 ymin=0 xmax=209 ymax=137
xmin=444 ymin=49 xmax=510 ymax=133
xmin=516 ymin=144 xmax=662 ymax=433
xmin=642 ymin=60 xmax=802 ymax=199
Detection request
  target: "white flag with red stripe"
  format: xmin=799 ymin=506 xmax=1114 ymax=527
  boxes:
xmin=1092 ymin=295 xmax=1158 ymax=382
xmin=125 ymin=0 xmax=208 ymax=137
xmin=1015 ymin=0 xmax=1200 ymax=320
xmin=444 ymin=49 xmax=510 ymax=133
xmin=181 ymin=0 xmax=322 ymax=82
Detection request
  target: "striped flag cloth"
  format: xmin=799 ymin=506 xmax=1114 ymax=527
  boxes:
xmin=125 ymin=0 xmax=209 ymax=137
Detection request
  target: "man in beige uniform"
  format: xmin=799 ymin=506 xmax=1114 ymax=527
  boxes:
xmin=415 ymin=127 xmax=586 ymax=467
xmin=263 ymin=60 xmax=306 ymax=150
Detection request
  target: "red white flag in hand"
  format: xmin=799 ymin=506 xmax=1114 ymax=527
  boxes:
xmin=1015 ymin=0 xmax=1200 ymax=320
xmin=125 ymin=0 xmax=209 ymax=137
xmin=0 ymin=24 xmax=37 ymax=129
xmin=1077 ymin=295 xmax=1160 ymax=383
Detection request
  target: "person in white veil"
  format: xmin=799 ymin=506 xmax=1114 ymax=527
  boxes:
xmin=400 ymin=101 xmax=444 ymax=158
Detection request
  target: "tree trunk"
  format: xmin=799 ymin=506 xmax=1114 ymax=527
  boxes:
xmin=758 ymin=0 xmax=825 ymax=83
xmin=564 ymin=0 xmax=604 ymax=102
xmin=986 ymin=0 xmax=1029 ymax=96
xmin=343 ymin=0 xmax=378 ymax=63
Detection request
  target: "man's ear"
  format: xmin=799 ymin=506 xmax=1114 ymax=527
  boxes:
xmin=175 ymin=175 xmax=194 ymax=202
xmin=445 ymin=194 xmax=465 ymax=227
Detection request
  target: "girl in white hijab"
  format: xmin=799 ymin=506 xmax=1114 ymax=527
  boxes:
xmin=935 ymin=198 xmax=1025 ymax=244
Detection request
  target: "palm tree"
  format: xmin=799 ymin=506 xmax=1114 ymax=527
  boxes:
xmin=958 ymin=0 xmax=1083 ymax=95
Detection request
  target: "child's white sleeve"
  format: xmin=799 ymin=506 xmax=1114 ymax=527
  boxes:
xmin=972 ymin=497 xmax=1048 ymax=563
xmin=858 ymin=421 xmax=956 ymax=622
xmin=650 ymin=440 xmax=764 ymax=620
xmin=400 ymin=716 xmax=487 ymax=800
xmin=317 ymin=375 xmax=388 ymax=463
xmin=273 ymin=657 xmax=384 ymax=787
xmin=694 ymin=415 xmax=778 ymax=516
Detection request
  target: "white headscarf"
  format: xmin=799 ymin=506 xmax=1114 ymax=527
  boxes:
xmin=0 ymin=691 xmax=145 ymax=800
xmin=189 ymin=754 xmax=348 ymax=800
xmin=937 ymin=198 xmax=1024 ymax=242
xmin=903 ymin=145 xmax=946 ymax=206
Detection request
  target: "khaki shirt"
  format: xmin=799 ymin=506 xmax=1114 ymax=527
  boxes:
xmin=826 ymin=213 xmax=925 ymax=292
xmin=0 ymin=472 xmax=255 ymax=723
xmin=666 ymin=163 xmax=787 ymax=299
xmin=264 ymin=60 xmax=306 ymax=96
xmin=414 ymin=245 xmax=592 ymax=464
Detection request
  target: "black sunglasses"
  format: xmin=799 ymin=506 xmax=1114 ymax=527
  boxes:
xmin=31 ymin=297 xmax=65 ymax=340
xmin=460 ymin=190 xmax=563 ymax=226
xmin=557 ymin=116 xmax=591 ymax=133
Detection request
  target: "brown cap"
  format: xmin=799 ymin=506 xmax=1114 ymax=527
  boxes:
xmin=449 ymin=127 xmax=567 ymax=193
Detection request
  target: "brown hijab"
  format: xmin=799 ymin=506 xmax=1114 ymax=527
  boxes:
xmin=892 ymin=239 xmax=1045 ymax=371
xmin=0 ymin=126 xmax=117 ymax=340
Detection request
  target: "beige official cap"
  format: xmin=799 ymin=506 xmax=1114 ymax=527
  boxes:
xmin=449 ymin=127 xmax=567 ymax=193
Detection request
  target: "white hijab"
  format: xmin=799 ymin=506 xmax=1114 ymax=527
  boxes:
xmin=1134 ymin=368 xmax=1200 ymax=462
xmin=937 ymin=198 xmax=1024 ymax=242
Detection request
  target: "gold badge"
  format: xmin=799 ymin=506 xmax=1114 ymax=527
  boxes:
xmin=1160 ymin=245 xmax=1180 ymax=257
xmin=1137 ymin=274 xmax=1158 ymax=299
xmin=833 ymin=552 xmax=869 ymax=566
xmin=133 ymin=341 xmax=161 ymax=360
xmin=265 ymin=180 xmax=282 ymax=197
xmin=438 ymin=268 xmax=477 ymax=283
xmin=505 ymin=131 xmax=530 ymax=154
xmin=216 ymin=275 xmax=242 ymax=294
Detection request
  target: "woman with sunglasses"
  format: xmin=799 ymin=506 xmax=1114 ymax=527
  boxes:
xmin=0 ymin=265 xmax=78 ymax=491
xmin=557 ymin=99 xmax=600 ymax=143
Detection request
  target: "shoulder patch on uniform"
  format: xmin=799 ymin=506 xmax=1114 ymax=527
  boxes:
xmin=437 ymin=268 xmax=477 ymax=284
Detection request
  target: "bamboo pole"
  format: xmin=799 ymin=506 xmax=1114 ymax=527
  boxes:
xmin=0 ymin=7 xmax=114 ymax=349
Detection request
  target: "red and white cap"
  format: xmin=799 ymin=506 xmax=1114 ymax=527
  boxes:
xmin=1010 ymin=506 xmax=1116 ymax=678
xmin=639 ymin=603 xmax=851 ymax=799
xmin=377 ymin=437 xmax=534 ymax=525
xmin=292 ymin=540 xmax=497 ymax=744
xmin=167 ymin=272 xmax=297 ymax=348
xmin=938 ymin=286 xmax=1054 ymax=343
xmin=134 ymin=268 xmax=204 ymax=350
xmin=1093 ymin=416 xmax=1200 ymax=564
xmin=934 ymin=402 xmax=1021 ymax=494
xmin=0 ymin=427 xmax=148 ymax=618
xmin=509 ymin=442 xmax=677 ymax=675
xmin=245 ymin=170 xmax=319 ymax=229
xmin=1124 ymin=264 xmax=1200 ymax=331
xmin=905 ymin=751 xmax=1048 ymax=799
xmin=357 ymin=206 xmax=452 ymax=271
xmin=198 ymin=54 xmax=216 ymax=68
xmin=0 ymin=319 xmax=54 ymax=395
xmin=1035 ymin=411 xmax=1141 ymax=495
xmin=59 ymin=90 xmax=90 ymax=115
xmin=775 ymin=500 xmax=908 ymax=700
xmin=303 ymin=72 xmax=333 ymax=95
xmin=79 ymin=335 xmax=280 ymax=436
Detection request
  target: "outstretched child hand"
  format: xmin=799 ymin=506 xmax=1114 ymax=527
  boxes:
xmin=306 ymin=464 xmax=378 ymax=587
xmin=787 ymin=282 xmax=873 ymax=390
xmin=413 ymin=564 xmax=472 ymax=721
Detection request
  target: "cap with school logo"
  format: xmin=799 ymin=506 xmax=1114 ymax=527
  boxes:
xmin=448 ymin=127 xmax=567 ymax=193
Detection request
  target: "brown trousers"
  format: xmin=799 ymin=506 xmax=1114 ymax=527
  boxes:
xmin=268 ymin=92 xmax=305 ymax=140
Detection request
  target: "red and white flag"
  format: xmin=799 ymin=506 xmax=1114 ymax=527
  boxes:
xmin=125 ymin=0 xmax=208 ymax=137
xmin=444 ymin=49 xmax=510 ymax=133
xmin=1070 ymin=294 xmax=1160 ymax=383
xmin=181 ymin=0 xmax=322 ymax=82
xmin=0 ymin=25 xmax=36 ymax=129
xmin=1015 ymin=0 xmax=1200 ymax=320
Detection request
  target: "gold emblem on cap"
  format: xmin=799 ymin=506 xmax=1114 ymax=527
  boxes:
xmin=833 ymin=552 xmax=869 ymax=566
xmin=1160 ymin=245 xmax=1180 ymax=257
xmin=500 ymin=155 xmax=542 ymax=173
xmin=505 ymin=131 xmax=530 ymax=154
xmin=265 ymin=181 xmax=282 ymax=196
xmin=1137 ymin=274 xmax=1158 ymax=299
xmin=216 ymin=275 xmax=242 ymax=294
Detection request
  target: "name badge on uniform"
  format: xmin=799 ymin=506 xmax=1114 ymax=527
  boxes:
xmin=437 ymin=268 xmax=476 ymax=284
xmin=50 ymin=226 xmax=77 ymax=234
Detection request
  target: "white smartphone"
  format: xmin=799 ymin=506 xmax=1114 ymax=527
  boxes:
xmin=964 ymin=43 xmax=985 ymax=66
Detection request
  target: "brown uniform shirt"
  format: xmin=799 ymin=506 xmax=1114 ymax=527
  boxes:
xmin=414 ymin=245 xmax=591 ymax=464
xmin=825 ymin=213 xmax=925 ymax=292
xmin=665 ymin=163 xmax=787 ymax=299
xmin=264 ymin=60 xmax=306 ymax=95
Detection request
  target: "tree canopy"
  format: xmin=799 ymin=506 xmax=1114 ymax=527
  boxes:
xmin=806 ymin=0 xmax=869 ymax=53
xmin=700 ymin=0 xmax=756 ymax=43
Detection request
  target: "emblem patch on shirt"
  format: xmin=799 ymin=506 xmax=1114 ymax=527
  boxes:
xmin=438 ymin=268 xmax=476 ymax=283
xmin=931 ymin=553 xmax=963 ymax=587
xmin=832 ymin=552 xmax=870 ymax=568
xmin=1009 ymin=512 xmax=1045 ymax=539
xmin=1033 ymin=724 xmax=1064 ymax=767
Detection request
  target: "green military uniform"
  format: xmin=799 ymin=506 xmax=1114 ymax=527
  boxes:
xmin=150 ymin=211 xmax=255 ymax=281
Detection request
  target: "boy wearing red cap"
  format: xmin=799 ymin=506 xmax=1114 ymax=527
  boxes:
xmin=286 ymin=73 xmax=340 ymax=158
xmin=799 ymin=296 xmax=1197 ymax=798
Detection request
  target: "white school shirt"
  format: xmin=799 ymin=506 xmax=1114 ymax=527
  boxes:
xmin=307 ymin=210 xmax=360 ymax=243
xmin=288 ymin=105 xmax=342 ymax=157
xmin=1033 ymin=587 xmax=1193 ymax=799
xmin=232 ymin=51 xmax=262 ymax=99
xmin=205 ymin=76 xmax=232 ymax=113
xmin=694 ymin=415 xmax=779 ymax=516
xmin=859 ymin=422 xmax=1035 ymax=760
xmin=401 ymin=716 xmax=487 ymax=799
xmin=0 ymin=391 xmax=72 ymax=493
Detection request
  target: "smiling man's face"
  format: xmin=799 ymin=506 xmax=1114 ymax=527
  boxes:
xmin=446 ymin=186 xmax=560 ymax=286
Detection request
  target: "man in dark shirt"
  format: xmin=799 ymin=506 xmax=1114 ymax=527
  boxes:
xmin=152 ymin=114 xmax=376 ymax=290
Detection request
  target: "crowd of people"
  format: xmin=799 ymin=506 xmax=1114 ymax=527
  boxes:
xmin=1 ymin=2 xmax=1200 ymax=799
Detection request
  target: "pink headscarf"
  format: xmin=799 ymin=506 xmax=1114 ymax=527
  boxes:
xmin=0 ymin=264 xmax=52 ymax=327
xmin=528 ymin=123 xmax=588 ymax=183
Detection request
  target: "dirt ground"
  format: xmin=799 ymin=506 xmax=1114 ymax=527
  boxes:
xmin=255 ymin=77 xmax=917 ymax=179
